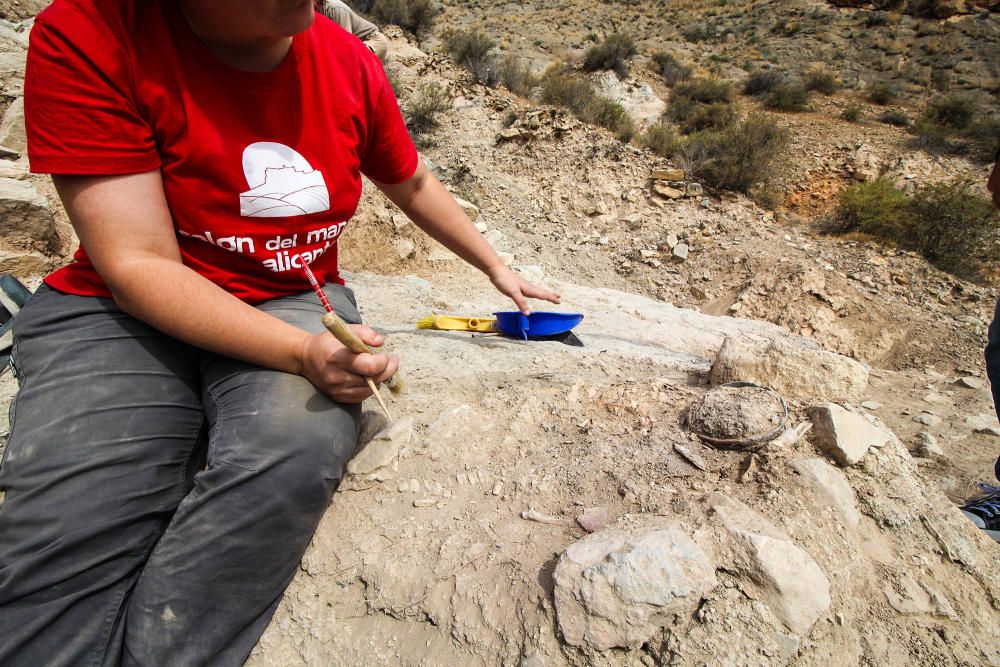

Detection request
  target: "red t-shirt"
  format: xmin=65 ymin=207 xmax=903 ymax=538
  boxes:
xmin=25 ymin=0 xmax=418 ymax=303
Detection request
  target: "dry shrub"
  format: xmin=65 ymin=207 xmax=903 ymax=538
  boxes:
xmin=540 ymin=70 xmax=635 ymax=141
xmin=651 ymin=52 xmax=693 ymax=86
xmin=369 ymin=0 xmax=437 ymax=35
xmin=804 ymin=68 xmax=840 ymax=95
xmin=443 ymin=29 xmax=496 ymax=85
xmin=834 ymin=177 xmax=1000 ymax=281
xmin=404 ymin=82 xmax=450 ymax=144
xmin=678 ymin=115 xmax=788 ymax=193
xmin=582 ymin=33 xmax=637 ymax=78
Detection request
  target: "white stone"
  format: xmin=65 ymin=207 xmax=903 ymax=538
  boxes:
xmin=0 ymin=97 xmax=25 ymax=153
xmin=707 ymin=493 xmax=831 ymax=635
xmin=711 ymin=336 xmax=869 ymax=402
xmin=392 ymin=238 xmax=415 ymax=260
xmin=0 ymin=51 xmax=26 ymax=95
xmin=912 ymin=412 xmax=942 ymax=427
xmin=861 ymin=400 xmax=882 ymax=410
xmin=808 ymin=403 xmax=894 ymax=466
xmin=553 ymin=524 xmax=718 ymax=650
xmin=955 ymin=376 xmax=985 ymax=390
xmin=915 ymin=431 xmax=945 ymax=459
xmin=672 ymin=243 xmax=690 ymax=261
xmin=791 ymin=458 xmax=861 ymax=528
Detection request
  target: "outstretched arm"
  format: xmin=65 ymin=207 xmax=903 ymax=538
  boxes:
xmin=53 ymin=169 xmax=397 ymax=402
xmin=373 ymin=161 xmax=561 ymax=314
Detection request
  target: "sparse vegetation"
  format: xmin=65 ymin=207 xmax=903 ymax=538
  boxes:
xmin=668 ymin=77 xmax=738 ymax=133
xmin=913 ymin=93 xmax=997 ymax=159
xmin=804 ymin=68 xmax=840 ymax=95
xmin=659 ymin=115 xmax=787 ymax=193
xmin=404 ymin=82 xmax=450 ymax=145
xmin=842 ymin=104 xmax=863 ymax=122
xmin=369 ymin=0 xmax=437 ymax=36
xmin=743 ymin=70 xmax=784 ymax=97
xmin=582 ymin=33 xmax=637 ymax=78
xmin=540 ymin=70 xmax=635 ymax=142
xmin=865 ymin=81 xmax=898 ymax=105
xmin=651 ymin=52 xmax=693 ymax=87
xmin=496 ymin=55 xmax=537 ymax=98
xmin=878 ymin=110 xmax=910 ymax=127
xmin=641 ymin=122 xmax=681 ymax=158
xmin=443 ymin=29 xmax=496 ymax=85
xmin=834 ymin=177 xmax=1000 ymax=281
xmin=763 ymin=80 xmax=810 ymax=111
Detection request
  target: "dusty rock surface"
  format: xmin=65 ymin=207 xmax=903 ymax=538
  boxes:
xmin=0 ymin=14 xmax=997 ymax=667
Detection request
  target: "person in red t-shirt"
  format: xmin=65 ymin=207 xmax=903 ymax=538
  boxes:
xmin=0 ymin=1 xmax=559 ymax=664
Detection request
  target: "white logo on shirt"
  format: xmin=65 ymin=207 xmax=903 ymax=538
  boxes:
xmin=239 ymin=142 xmax=331 ymax=218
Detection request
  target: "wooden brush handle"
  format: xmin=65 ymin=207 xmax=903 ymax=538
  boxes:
xmin=321 ymin=312 xmax=370 ymax=354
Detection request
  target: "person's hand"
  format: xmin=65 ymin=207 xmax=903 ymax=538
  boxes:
xmin=298 ymin=324 xmax=399 ymax=402
xmin=487 ymin=265 xmax=561 ymax=315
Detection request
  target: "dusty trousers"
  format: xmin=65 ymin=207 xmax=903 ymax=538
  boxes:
xmin=0 ymin=283 xmax=362 ymax=666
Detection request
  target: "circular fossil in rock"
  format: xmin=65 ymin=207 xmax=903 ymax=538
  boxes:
xmin=685 ymin=382 xmax=787 ymax=449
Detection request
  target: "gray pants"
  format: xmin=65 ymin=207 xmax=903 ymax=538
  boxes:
xmin=0 ymin=284 xmax=363 ymax=666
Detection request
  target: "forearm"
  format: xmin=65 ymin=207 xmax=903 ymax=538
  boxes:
xmin=380 ymin=164 xmax=505 ymax=277
xmin=108 ymin=256 xmax=309 ymax=375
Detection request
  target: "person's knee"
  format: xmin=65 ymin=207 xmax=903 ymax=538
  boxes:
xmin=248 ymin=407 xmax=359 ymax=510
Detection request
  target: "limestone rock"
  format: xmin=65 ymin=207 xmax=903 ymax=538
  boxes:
xmin=0 ymin=177 xmax=56 ymax=252
xmin=553 ymin=524 xmax=718 ymax=650
xmin=884 ymin=575 xmax=957 ymax=618
xmin=912 ymin=412 xmax=942 ymax=427
xmin=710 ymin=335 xmax=869 ymax=402
xmin=672 ymin=243 xmax=690 ymax=262
xmin=652 ymin=168 xmax=684 ymax=181
xmin=0 ymin=96 xmax=24 ymax=153
xmin=454 ymin=196 xmax=480 ymax=222
xmin=791 ymin=458 xmax=861 ymax=528
xmin=808 ymin=403 xmax=894 ymax=466
xmin=346 ymin=415 xmax=413 ymax=476
xmin=576 ymin=507 xmax=612 ymax=533
xmin=0 ymin=248 xmax=51 ymax=276
xmin=915 ymin=431 xmax=945 ymax=459
xmin=0 ymin=51 xmax=26 ymax=95
xmin=707 ymin=493 xmax=831 ymax=635
xmin=0 ymin=157 xmax=27 ymax=179
xmin=955 ymin=377 xmax=985 ymax=390
xmin=653 ymin=182 xmax=684 ymax=200
xmin=392 ymin=238 xmax=415 ymax=260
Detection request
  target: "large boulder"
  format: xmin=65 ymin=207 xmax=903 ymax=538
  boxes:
xmin=553 ymin=524 xmax=718 ymax=650
xmin=710 ymin=335 xmax=869 ymax=402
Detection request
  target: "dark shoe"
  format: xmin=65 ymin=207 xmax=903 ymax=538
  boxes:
xmin=961 ymin=483 xmax=1000 ymax=543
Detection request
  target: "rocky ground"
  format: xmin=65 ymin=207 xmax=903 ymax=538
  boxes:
xmin=0 ymin=7 xmax=998 ymax=667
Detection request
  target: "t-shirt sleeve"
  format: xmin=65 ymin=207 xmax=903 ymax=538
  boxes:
xmin=25 ymin=11 xmax=160 ymax=175
xmin=360 ymin=68 xmax=419 ymax=185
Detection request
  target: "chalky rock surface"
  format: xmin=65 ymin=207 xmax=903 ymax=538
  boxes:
xmin=791 ymin=457 xmax=861 ymax=528
xmin=553 ymin=524 xmax=718 ymax=650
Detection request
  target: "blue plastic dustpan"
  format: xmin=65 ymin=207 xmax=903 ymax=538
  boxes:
xmin=493 ymin=311 xmax=584 ymax=340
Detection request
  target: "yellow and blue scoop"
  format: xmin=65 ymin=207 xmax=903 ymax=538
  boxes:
xmin=417 ymin=312 xmax=584 ymax=340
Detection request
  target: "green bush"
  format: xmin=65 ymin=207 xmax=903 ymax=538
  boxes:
xmin=443 ymin=29 xmax=496 ymax=85
xmin=842 ymin=103 xmax=863 ymax=122
xmin=680 ymin=114 xmax=788 ymax=193
xmin=865 ymin=81 xmax=898 ymax=105
xmin=641 ymin=122 xmax=681 ymax=158
xmin=540 ymin=71 xmax=634 ymax=141
xmin=404 ymin=82 xmax=450 ymax=141
xmin=370 ymin=0 xmax=437 ymax=36
xmin=834 ymin=177 xmax=1000 ymax=281
xmin=763 ymin=81 xmax=810 ymax=111
xmin=804 ymin=68 xmax=840 ymax=95
xmin=918 ymin=93 xmax=979 ymax=132
xmin=967 ymin=116 xmax=1000 ymax=162
xmin=582 ymin=33 xmax=637 ymax=78
xmin=679 ymin=101 xmax=738 ymax=133
xmin=674 ymin=77 xmax=736 ymax=105
xmin=878 ymin=110 xmax=910 ymax=127
xmin=743 ymin=70 xmax=785 ymax=96
xmin=651 ymin=52 xmax=693 ymax=86
xmin=496 ymin=55 xmax=537 ymax=97
xmin=834 ymin=178 xmax=912 ymax=238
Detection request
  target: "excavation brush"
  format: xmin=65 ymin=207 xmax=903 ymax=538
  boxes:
xmin=300 ymin=263 xmax=399 ymax=420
